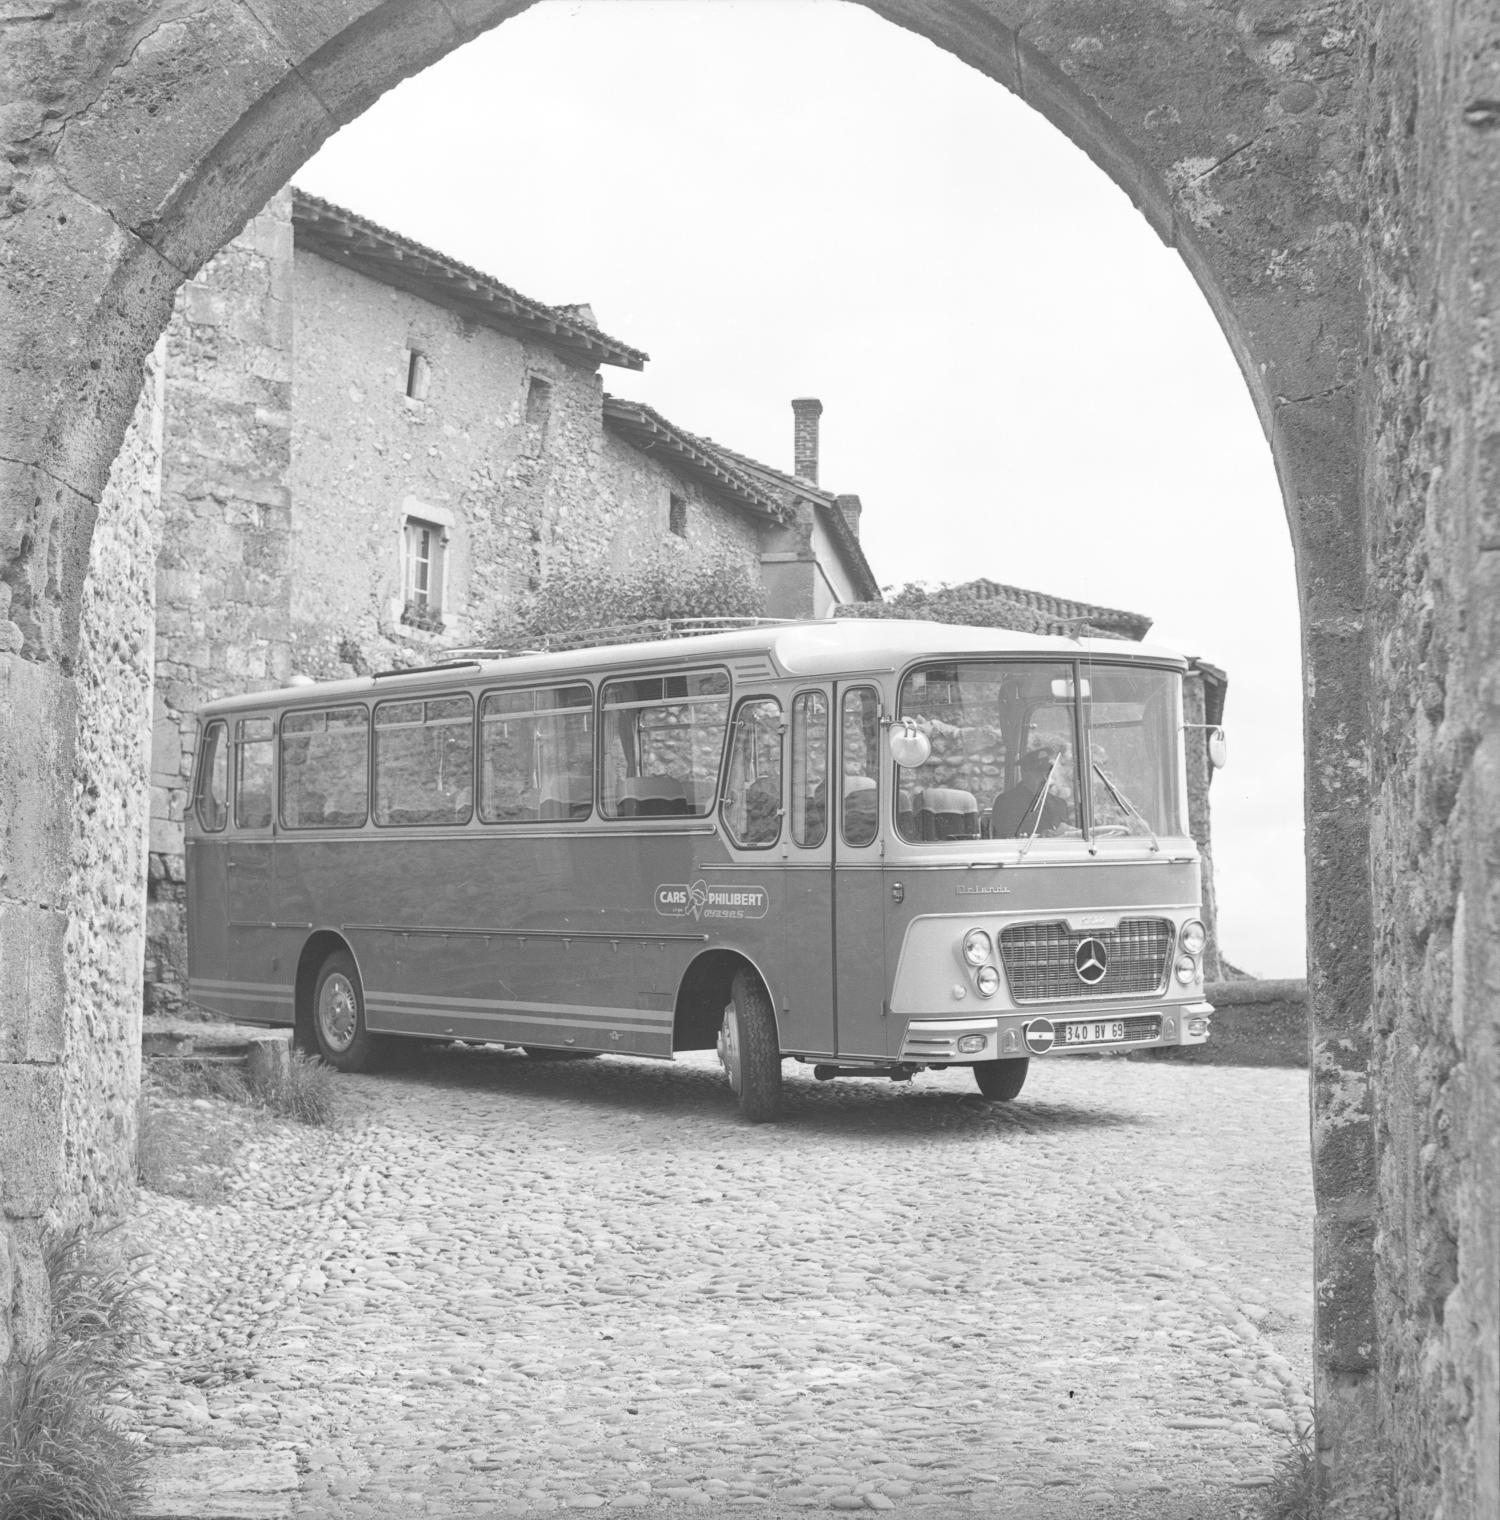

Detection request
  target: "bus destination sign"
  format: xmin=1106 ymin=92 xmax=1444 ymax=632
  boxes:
xmin=656 ymin=881 xmax=770 ymax=921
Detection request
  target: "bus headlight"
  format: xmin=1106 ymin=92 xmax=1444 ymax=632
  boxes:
xmin=962 ymin=929 xmax=992 ymax=966
xmin=975 ymin=966 xmax=1000 ymax=998
xmin=1174 ymin=955 xmax=1198 ymax=985
xmin=1179 ymin=919 xmax=1207 ymax=956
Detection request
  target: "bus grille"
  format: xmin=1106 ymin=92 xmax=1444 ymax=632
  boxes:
xmin=999 ymin=919 xmax=1173 ymax=1003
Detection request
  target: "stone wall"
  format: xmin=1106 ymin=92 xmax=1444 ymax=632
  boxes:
xmin=58 ymin=345 xmax=163 ymax=1229
xmin=147 ymin=193 xmax=296 ymax=1016
xmin=1360 ymin=5 xmax=1500 ymax=1516
xmin=285 ymin=241 xmax=765 ymax=681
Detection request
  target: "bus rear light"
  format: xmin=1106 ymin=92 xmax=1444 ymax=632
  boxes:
xmin=1174 ymin=955 xmax=1198 ymax=985
xmin=974 ymin=966 xmax=1000 ymax=998
xmin=957 ymin=1034 xmax=988 ymax=1055
xmin=962 ymin=928 xmax=991 ymax=966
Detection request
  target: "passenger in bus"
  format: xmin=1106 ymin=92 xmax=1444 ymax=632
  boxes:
xmin=991 ymin=746 xmax=1070 ymax=838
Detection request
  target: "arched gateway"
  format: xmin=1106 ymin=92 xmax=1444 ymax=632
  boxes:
xmin=0 ymin=4 xmax=1494 ymax=1516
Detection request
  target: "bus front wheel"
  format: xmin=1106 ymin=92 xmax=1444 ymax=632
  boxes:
xmin=972 ymin=1057 xmax=1029 ymax=1102
xmin=312 ymin=950 xmax=383 ymax=1073
xmin=718 ymin=969 xmax=782 ymax=1123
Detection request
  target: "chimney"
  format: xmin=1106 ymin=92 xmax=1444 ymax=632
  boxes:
xmin=792 ymin=397 xmax=822 ymax=484
xmin=834 ymin=493 xmax=863 ymax=539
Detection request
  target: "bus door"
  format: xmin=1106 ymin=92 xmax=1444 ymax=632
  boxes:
xmin=185 ymin=719 xmax=231 ymax=990
xmin=833 ymin=684 xmax=887 ymax=1059
xmin=777 ymin=687 xmax=835 ymax=1056
xmin=227 ymin=715 xmax=278 ymax=996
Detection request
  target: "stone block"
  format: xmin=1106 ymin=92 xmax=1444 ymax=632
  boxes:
xmin=0 ymin=653 xmax=77 ymax=904
xmin=149 ymin=816 xmax=184 ymax=857
xmin=0 ymin=1063 xmax=64 ymax=1215
xmin=0 ymin=902 xmax=67 ymax=1063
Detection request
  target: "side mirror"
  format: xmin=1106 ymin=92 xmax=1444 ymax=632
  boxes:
xmin=1208 ymin=728 xmax=1228 ymax=770
xmin=889 ymin=719 xmax=932 ymax=769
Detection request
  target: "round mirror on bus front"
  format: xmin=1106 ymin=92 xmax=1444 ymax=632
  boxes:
xmin=889 ymin=720 xmax=932 ymax=769
xmin=1208 ymin=728 xmax=1228 ymax=770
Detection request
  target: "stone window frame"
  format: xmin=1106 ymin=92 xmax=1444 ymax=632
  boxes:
xmin=403 ymin=346 xmax=431 ymax=403
xmin=400 ymin=499 xmax=455 ymax=631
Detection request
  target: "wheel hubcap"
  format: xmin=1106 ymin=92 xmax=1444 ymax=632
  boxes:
xmin=317 ymin=974 xmax=358 ymax=1052
xmin=717 ymin=1005 xmax=742 ymax=1095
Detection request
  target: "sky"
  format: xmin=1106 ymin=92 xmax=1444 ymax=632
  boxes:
xmin=295 ymin=0 xmax=1307 ymax=978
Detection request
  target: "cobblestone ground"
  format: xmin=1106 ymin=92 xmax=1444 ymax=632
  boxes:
xmin=125 ymin=1050 xmax=1313 ymax=1519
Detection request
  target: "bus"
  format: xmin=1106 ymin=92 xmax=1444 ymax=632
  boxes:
xmin=185 ymin=618 xmax=1217 ymax=1121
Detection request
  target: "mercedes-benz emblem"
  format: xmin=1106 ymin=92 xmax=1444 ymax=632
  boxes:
xmin=1074 ymin=937 xmax=1109 ymax=986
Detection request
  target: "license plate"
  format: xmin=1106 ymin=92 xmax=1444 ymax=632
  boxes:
xmin=1062 ymin=1020 xmax=1126 ymax=1045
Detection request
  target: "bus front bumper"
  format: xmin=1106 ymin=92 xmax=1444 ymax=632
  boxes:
xmin=899 ymin=1002 xmax=1214 ymax=1063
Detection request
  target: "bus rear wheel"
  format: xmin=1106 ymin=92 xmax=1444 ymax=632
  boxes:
xmin=717 ymin=969 xmax=782 ymax=1123
xmin=312 ymin=949 xmax=383 ymax=1073
xmin=973 ymin=1057 xmax=1029 ymax=1101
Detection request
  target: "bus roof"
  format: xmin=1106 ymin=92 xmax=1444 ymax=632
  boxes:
xmin=196 ymin=619 xmax=1191 ymax=716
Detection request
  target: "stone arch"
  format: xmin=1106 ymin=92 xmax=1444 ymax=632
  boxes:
xmin=5 ymin=4 xmax=1492 ymax=1517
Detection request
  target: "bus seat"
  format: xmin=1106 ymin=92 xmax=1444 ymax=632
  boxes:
xmin=917 ymin=786 xmax=979 ymax=841
xmin=617 ymin=774 xmax=687 ymax=817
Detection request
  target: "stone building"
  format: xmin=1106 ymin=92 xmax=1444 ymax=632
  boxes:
xmin=144 ymin=187 xmax=881 ymax=1015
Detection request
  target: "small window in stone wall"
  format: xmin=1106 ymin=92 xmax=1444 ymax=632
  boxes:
xmin=669 ymin=494 xmax=687 ymax=538
xmin=526 ymin=375 xmax=552 ymax=427
xmin=402 ymin=517 xmax=446 ymax=629
xmin=405 ymin=349 xmax=431 ymax=402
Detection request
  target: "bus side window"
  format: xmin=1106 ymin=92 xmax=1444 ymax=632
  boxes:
xmin=374 ymin=696 xmax=471 ymax=827
xmin=282 ymin=706 xmax=371 ymax=829
xmin=234 ymin=717 xmax=275 ymax=830
xmin=195 ymin=721 xmax=229 ymax=832
xmin=722 ymin=698 xmax=783 ymax=848
xmin=600 ymin=670 xmax=729 ymax=819
xmin=841 ymin=687 xmax=880 ymax=848
xmin=479 ymin=684 xmax=593 ymax=824
xmin=791 ymin=690 xmax=828 ymax=847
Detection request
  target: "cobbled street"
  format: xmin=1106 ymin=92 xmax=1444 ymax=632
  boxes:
xmin=126 ymin=1050 xmax=1313 ymax=1520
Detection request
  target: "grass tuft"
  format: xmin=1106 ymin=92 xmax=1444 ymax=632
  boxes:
xmin=0 ymin=1227 xmax=146 ymax=1520
xmin=1261 ymin=1430 xmax=1316 ymax=1520
xmin=244 ymin=1049 xmax=338 ymax=1127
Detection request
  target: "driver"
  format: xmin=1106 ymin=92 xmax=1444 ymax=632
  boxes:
xmin=991 ymin=746 xmax=1071 ymax=838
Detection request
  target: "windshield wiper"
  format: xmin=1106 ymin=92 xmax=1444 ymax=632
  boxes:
xmin=1091 ymin=762 xmax=1160 ymax=854
xmin=1017 ymin=752 xmax=1065 ymax=862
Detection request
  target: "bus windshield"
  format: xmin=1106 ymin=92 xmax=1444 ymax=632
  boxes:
xmin=895 ymin=660 xmax=1185 ymax=843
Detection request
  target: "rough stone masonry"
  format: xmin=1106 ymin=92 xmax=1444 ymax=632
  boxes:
xmin=0 ymin=3 xmax=1495 ymax=1517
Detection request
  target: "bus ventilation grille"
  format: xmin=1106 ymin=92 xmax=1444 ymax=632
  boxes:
xmin=999 ymin=919 xmax=1173 ymax=1003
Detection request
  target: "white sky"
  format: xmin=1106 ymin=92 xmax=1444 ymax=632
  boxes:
xmin=295 ymin=0 xmax=1307 ymax=978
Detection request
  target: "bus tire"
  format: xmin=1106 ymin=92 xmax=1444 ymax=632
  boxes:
xmin=972 ymin=1057 xmax=1029 ymax=1102
xmin=718 ymin=969 xmax=782 ymax=1123
xmin=311 ymin=949 xmax=383 ymax=1073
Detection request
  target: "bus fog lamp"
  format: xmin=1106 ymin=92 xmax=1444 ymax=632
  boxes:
xmin=975 ymin=966 xmax=1000 ymax=998
xmin=962 ymin=928 xmax=991 ymax=966
xmin=1174 ymin=955 xmax=1198 ymax=985
xmin=957 ymin=1033 xmax=988 ymax=1055
xmin=1189 ymin=1017 xmax=1209 ymax=1035
xmin=1179 ymin=919 xmax=1207 ymax=955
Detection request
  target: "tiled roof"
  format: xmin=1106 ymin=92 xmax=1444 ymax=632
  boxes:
xmin=601 ymin=398 xmax=788 ymax=521
xmin=290 ymin=190 xmax=648 ymax=371
xmin=958 ymin=579 xmax=1153 ymax=641
xmin=695 ymin=441 xmax=883 ymax=603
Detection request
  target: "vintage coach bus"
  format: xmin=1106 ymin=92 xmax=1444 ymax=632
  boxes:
xmin=185 ymin=619 xmax=1217 ymax=1120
